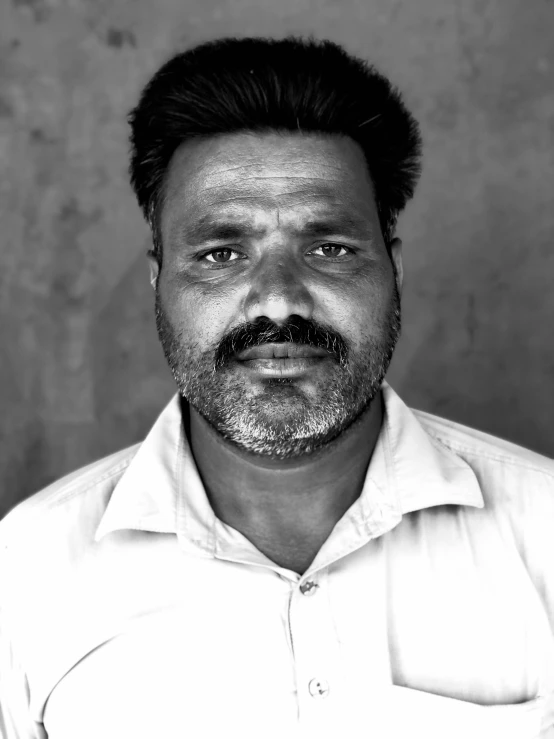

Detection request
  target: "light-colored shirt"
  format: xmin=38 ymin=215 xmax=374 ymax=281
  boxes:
xmin=1 ymin=382 xmax=554 ymax=739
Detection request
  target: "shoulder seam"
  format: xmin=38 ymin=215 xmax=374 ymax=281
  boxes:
xmin=46 ymin=456 xmax=134 ymax=510
xmin=1 ymin=446 xmax=140 ymax=526
xmin=420 ymin=423 xmax=554 ymax=482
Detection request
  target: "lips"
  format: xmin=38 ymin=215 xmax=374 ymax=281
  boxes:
xmin=236 ymin=343 xmax=331 ymax=361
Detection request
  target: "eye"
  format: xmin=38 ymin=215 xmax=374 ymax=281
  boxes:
xmin=202 ymin=248 xmax=242 ymax=264
xmin=198 ymin=243 xmax=355 ymax=267
xmin=310 ymin=244 xmax=354 ymax=259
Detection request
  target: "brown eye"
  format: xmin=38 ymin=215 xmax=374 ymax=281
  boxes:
xmin=311 ymin=244 xmax=353 ymax=258
xmin=203 ymin=248 xmax=240 ymax=263
xmin=322 ymin=245 xmax=343 ymax=257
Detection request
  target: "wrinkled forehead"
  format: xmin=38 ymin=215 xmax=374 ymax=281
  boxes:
xmin=161 ymin=131 xmax=378 ymax=226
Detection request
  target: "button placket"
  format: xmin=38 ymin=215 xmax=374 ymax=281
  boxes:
xmin=288 ymin=570 xmax=340 ymax=727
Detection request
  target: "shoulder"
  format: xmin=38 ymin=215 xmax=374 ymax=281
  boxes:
xmin=412 ymin=408 xmax=554 ymax=529
xmin=0 ymin=443 xmax=140 ymax=560
xmin=411 ymin=410 xmax=554 ymax=629
xmin=413 ymin=408 xmax=554 ymax=481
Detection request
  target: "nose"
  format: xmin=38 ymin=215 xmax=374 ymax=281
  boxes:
xmin=243 ymin=254 xmax=314 ymax=325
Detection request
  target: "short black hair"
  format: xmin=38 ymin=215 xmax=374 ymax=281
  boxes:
xmin=128 ymin=35 xmax=423 ymax=266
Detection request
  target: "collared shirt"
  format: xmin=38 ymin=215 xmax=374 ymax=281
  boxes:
xmin=1 ymin=382 xmax=554 ymax=739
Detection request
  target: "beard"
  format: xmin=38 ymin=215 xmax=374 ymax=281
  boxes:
xmin=155 ymin=282 xmax=401 ymax=460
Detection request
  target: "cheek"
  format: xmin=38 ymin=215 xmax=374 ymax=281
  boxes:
xmin=319 ymin=270 xmax=393 ymax=339
xmin=162 ymin=276 xmax=237 ymax=349
xmin=355 ymin=262 xmax=397 ymax=315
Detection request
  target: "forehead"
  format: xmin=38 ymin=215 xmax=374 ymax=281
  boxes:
xmin=161 ymin=132 xmax=379 ymax=233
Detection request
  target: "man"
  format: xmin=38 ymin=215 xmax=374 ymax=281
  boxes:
xmin=1 ymin=35 xmax=553 ymax=739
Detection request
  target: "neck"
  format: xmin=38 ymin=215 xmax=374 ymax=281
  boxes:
xmin=184 ymin=391 xmax=384 ymax=574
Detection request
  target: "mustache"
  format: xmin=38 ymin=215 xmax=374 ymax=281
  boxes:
xmin=214 ymin=315 xmax=349 ymax=370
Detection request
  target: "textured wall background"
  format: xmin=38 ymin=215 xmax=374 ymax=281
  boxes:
xmin=0 ymin=0 xmax=553 ymax=518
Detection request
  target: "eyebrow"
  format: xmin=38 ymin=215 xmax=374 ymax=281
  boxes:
xmin=179 ymin=213 xmax=374 ymax=246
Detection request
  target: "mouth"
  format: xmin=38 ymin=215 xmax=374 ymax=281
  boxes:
xmin=238 ymin=355 xmax=330 ymax=377
xmin=235 ymin=342 xmax=333 ymax=378
xmin=236 ymin=342 xmax=332 ymax=361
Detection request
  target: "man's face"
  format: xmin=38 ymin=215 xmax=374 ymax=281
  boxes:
xmin=152 ymin=131 xmax=402 ymax=459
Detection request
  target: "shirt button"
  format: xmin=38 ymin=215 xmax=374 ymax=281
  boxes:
xmin=299 ymin=580 xmax=319 ymax=596
xmin=308 ymin=678 xmax=330 ymax=698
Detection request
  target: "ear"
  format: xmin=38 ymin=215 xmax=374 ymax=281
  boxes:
xmin=389 ymin=238 xmax=403 ymax=296
xmin=147 ymin=249 xmax=160 ymax=290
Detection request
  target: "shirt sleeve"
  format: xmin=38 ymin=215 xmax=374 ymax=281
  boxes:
xmin=517 ymin=470 xmax=554 ymax=637
xmin=0 ymin=617 xmax=46 ymax=739
xmin=515 ymin=469 xmax=554 ymax=737
xmin=0 ymin=523 xmax=46 ymax=739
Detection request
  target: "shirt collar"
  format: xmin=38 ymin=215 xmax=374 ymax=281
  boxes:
xmin=94 ymin=382 xmax=484 ymax=556
xmin=374 ymin=382 xmax=484 ymax=515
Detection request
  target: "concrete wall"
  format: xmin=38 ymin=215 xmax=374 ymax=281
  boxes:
xmin=1 ymin=0 xmax=553 ymax=518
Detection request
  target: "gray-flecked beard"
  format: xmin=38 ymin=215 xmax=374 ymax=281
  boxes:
xmin=155 ymin=287 xmax=401 ymax=460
